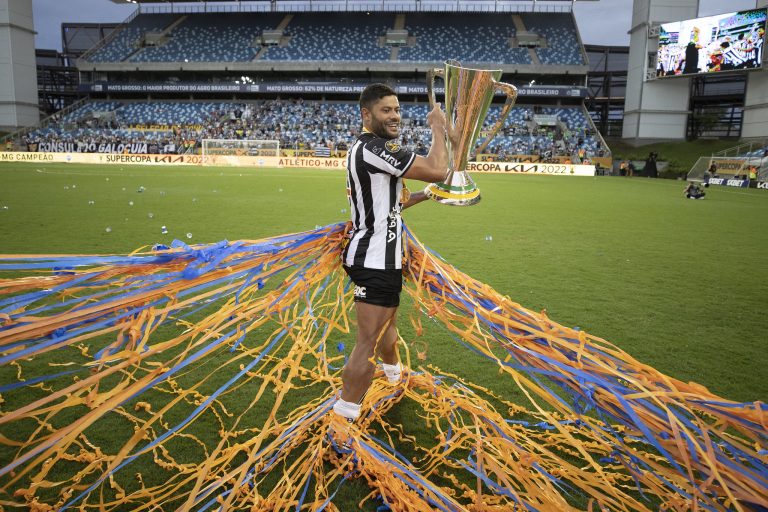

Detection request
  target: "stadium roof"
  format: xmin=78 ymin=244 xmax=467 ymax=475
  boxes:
xmin=110 ymin=0 xmax=597 ymax=3
xmin=109 ymin=0 xmax=598 ymax=9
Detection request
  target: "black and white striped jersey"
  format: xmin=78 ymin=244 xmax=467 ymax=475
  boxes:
xmin=343 ymin=131 xmax=416 ymax=270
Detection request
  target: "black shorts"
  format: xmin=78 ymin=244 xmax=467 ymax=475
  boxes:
xmin=343 ymin=265 xmax=402 ymax=308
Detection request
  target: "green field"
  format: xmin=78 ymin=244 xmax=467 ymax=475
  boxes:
xmin=1 ymin=162 xmax=766 ymax=400
xmin=1 ymin=162 xmax=767 ymax=508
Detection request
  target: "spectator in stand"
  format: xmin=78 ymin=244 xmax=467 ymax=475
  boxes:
xmin=24 ymin=99 xmax=607 ymax=160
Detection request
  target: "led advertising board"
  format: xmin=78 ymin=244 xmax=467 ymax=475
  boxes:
xmin=656 ymin=8 xmax=766 ymax=77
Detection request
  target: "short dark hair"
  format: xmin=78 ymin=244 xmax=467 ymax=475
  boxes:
xmin=359 ymin=83 xmax=397 ymax=111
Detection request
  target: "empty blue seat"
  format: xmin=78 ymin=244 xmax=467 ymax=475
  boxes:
xmin=87 ymin=14 xmax=178 ymax=62
xmin=131 ymin=13 xmax=284 ymax=62
xmin=520 ymin=13 xmax=585 ymax=66
xmin=262 ymin=14 xmax=392 ymax=61
xmin=398 ymin=14 xmax=531 ymax=65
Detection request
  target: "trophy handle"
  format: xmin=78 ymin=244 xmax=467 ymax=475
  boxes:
xmin=475 ymin=80 xmax=518 ymax=156
xmin=426 ymin=67 xmax=444 ymax=109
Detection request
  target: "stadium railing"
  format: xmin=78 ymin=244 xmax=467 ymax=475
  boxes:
xmin=713 ymin=138 xmax=768 ymax=159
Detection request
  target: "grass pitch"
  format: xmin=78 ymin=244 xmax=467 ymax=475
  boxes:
xmin=0 ymin=162 xmax=766 ymax=508
xmin=1 ymin=162 xmax=765 ymax=401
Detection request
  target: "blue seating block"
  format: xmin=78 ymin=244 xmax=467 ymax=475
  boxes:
xmin=131 ymin=14 xmax=284 ymax=62
xmin=262 ymin=14 xmax=392 ymax=61
xmin=87 ymin=14 xmax=177 ymax=62
xmin=520 ymin=13 xmax=584 ymax=66
xmin=398 ymin=14 xmax=531 ymax=65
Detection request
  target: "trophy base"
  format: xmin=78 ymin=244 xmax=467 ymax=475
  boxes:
xmin=425 ymin=182 xmax=481 ymax=206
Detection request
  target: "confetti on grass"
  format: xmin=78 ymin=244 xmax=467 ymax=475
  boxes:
xmin=0 ymin=223 xmax=765 ymax=511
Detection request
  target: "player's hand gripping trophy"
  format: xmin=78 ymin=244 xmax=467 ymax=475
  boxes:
xmin=425 ymin=60 xmax=518 ymax=206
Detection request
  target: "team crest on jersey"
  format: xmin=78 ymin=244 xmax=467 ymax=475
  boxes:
xmin=385 ymin=140 xmax=400 ymax=153
xmin=353 ymin=285 xmax=367 ymax=298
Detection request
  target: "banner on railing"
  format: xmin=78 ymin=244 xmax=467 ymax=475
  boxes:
xmin=31 ymin=141 xmax=150 ymax=154
xmin=79 ymin=82 xmax=588 ymax=99
xmin=1 ymin=152 xmax=594 ymax=175
xmin=0 ymin=152 xmax=275 ymax=167
xmin=467 ymin=161 xmax=595 ymax=176
xmin=710 ymin=159 xmax=752 ymax=172
xmin=0 ymin=151 xmax=341 ymax=169
xmin=706 ymin=177 xmax=749 ymax=188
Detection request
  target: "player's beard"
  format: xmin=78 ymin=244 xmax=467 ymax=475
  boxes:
xmin=370 ymin=115 xmax=400 ymax=140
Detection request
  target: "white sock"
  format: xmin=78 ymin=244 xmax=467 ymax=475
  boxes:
xmin=382 ymin=362 xmax=402 ymax=384
xmin=332 ymin=398 xmax=360 ymax=421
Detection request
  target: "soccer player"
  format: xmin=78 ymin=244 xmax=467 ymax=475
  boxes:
xmin=332 ymin=83 xmax=450 ymax=424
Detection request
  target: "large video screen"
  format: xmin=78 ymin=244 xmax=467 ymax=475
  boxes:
xmin=656 ymin=8 xmax=766 ymax=77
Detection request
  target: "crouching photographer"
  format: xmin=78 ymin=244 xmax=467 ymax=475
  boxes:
xmin=684 ymin=181 xmax=706 ymax=199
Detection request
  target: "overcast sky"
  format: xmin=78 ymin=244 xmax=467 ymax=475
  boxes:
xmin=32 ymin=0 xmax=761 ymax=51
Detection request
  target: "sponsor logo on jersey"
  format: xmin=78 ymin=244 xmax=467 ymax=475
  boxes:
xmin=380 ymin=151 xmax=398 ymax=166
xmin=385 ymin=140 xmax=401 ymax=153
xmin=353 ymin=285 xmax=367 ymax=298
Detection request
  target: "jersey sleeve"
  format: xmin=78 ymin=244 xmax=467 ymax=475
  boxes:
xmin=361 ymin=137 xmax=416 ymax=177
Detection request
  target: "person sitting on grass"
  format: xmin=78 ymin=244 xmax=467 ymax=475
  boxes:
xmin=684 ymin=181 xmax=706 ymax=199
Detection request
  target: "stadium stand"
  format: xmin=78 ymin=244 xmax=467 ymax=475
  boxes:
xmin=397 ymin=14 xmax=531 ymax=64
xmin=8 ymin=7 xmax=601 ymax=164
xmin=745 ymin=145 xmax=768 ymax=158
xmin=86 ymin=14 xmax=178 ymax=62
xmin=80 ymin=11 xmax=584 ymax=66
xmin=25 ymin=100 xmax=607 ymax=161
xmin=520 ymin=13 xmax=585 ymax=65
xmin=114 ymin=102 xmax=232 ymax=125
xmin=261 ymin=13 xmax=393 ymax=61
xmin=130 ymin=14 xmax=285 ymax=62
xmin=59 ymin=101 xmax=122 ymax=123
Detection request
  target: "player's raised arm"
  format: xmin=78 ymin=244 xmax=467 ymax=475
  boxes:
xmin=403 ymin=102 xmax=449 ymax=183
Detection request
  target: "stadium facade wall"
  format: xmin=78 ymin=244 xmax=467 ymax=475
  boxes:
xmin=743 ymin=0 xmax=768 ymax=139
xmin=622 ymin=0 xmax=698 ymax=142
xmin=77 ymin=60 xmax=588 ymax=76
xmin=743 ymin=72 xmax=768 ymax=139
xmin=78 ymin=82 xmax=587 ymax=99
xmin=0 ymin=0 xmax=39 ymax=131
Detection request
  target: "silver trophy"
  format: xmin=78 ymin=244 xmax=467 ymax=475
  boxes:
xmin=425 ymin=60 xmax=518 ymax=206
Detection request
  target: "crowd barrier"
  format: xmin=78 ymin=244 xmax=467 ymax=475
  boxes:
xmin=0 ymin=152 xmax=283 ymax=167
xmin=706 ymin=177 xmax=749 ymax=188
xmin=20 ymin=144 xmax=612 ymax=168
xmin=0 ymin=151 xmax=595 ymax=175
xmin=467 ymin=161 xmax=595 ymax=176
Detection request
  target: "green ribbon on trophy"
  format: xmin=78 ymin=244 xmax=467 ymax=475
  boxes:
xmin=425 ymin=60 xmax=518 ymax=206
